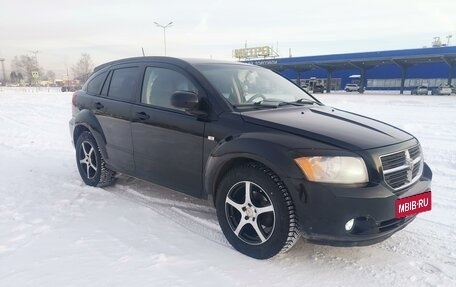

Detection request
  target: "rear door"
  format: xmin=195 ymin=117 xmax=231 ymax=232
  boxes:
xmin=131 ymin=64 xmax=205 ymax=197
xmin=92 ymin=64 xmax=141 ymax=174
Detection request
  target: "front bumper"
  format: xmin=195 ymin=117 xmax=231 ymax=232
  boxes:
xmin=284 ymin=162 xmax=432 ymax=246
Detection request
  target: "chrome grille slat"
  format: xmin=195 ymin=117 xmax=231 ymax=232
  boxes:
xmin=383 ymin=164 xmax=410 ymax=174
xmin=381 ymin=152 xmax=406 ymax=170
xmin=380 ymin=145 xmax=423 ymax=192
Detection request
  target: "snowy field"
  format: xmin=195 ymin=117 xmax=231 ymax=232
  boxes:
xmin=0 ymin=88 xmax=455 ymax=287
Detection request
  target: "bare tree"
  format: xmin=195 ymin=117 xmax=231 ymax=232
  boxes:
xmin=72 ymin=53 xmax=94 ymax=83
xmin=10 ymin=71 xmax=17 ymax=84
xmin=44 ymin=70 xmax=56 ymax=82
xmin=11 ymin=55 xmax=41 ymax=85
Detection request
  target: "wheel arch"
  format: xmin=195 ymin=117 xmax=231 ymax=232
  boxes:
xmin=204 ymin=136 xmax=304 ymax=206
xmin=73 ymin=109 xmax=109 ymax=160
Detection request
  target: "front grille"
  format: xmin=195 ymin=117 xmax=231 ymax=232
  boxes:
xmin=380 ymin=145 xmax=423 ymax=191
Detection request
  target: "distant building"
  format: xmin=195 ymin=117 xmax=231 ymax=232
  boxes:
xmin=245 ymin=46 xmax=456 ymax=93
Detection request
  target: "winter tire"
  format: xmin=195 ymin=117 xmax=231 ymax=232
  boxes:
xmin=216 ymin=162 xmax=300 ymax=259
xmin=75 ymin=131 xmax=115 ymax=187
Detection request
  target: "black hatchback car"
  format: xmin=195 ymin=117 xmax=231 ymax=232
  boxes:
xmin=70 ymin=57 xmax=432 ymax=259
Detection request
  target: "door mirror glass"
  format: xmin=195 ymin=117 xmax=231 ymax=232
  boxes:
xmin=171 ymin=91 xmax=199 ymax=110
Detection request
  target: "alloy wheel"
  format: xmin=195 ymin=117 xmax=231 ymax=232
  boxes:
xmin=225 ymin=181 xmax=275 ymax=245
xmin=78 ymin=141 xmax=97 ymax=179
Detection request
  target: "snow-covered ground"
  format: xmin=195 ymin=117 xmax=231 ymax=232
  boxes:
xmin=0 ymin=89 xmax=455 ymax=287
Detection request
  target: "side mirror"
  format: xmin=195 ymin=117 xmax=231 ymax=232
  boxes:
xmin=171 ymin=91 xmax=199 ymax=110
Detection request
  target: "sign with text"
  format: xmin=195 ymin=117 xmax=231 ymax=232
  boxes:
xmin=233 ymin=46 xmax=272 ymax=59
xmin=396 ymin=191 xmax=431 ymax=218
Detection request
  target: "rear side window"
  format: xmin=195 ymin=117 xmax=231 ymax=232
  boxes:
xmin=108 ymin=67 xmax=140 ymax=101
xmin=86 ymin=71 xmax=107 ymax=95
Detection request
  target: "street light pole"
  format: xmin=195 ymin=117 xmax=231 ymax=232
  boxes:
xmin=154 ymin=21 xmax=173 ymax=56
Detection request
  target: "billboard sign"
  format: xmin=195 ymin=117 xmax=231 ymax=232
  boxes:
xmin=233 ymin=46 xmax=272 ymax=59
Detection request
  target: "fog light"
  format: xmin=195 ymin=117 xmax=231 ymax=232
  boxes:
xmin=345 ymin=219 xmax=355 ymax=231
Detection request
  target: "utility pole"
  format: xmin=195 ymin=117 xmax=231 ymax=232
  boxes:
xmin=153 ymin=21 xmax=173 ymax=56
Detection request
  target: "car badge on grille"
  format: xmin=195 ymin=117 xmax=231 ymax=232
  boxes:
xmin=404 ymin=150 xmax=413 ymax=182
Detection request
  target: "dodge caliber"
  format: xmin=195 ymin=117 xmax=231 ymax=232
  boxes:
xmin=69 ymin=57 xmax=432 ymax=259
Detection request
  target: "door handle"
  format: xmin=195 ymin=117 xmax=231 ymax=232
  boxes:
xmin=135 ymin=111 xmax=150 ymax=121
xmin=94 ymin=102 xmax=104 ymax=110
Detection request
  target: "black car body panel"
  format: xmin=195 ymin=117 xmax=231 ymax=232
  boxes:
xmin=241 ymin=105 xmax=414 ymax=150
xmin=70 ymin=56 xmax=432 ymax=248
xmin=131 ymin=106 xmax=205 ymax=197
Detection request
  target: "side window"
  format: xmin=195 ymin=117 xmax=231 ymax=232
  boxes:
xmin=141 ymin=67 xmax=198 ymax=109
xmin=86 ymin=71 xmax=107 ymax=95
xmin=107 ymin=67 xmax=140 ymax=101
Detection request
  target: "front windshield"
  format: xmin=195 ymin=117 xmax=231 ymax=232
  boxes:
xmin=195 ymin=63 xmax=317 ymax=107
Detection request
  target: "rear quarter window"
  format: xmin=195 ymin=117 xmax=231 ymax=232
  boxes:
xmin=86 ymin=71 xmax=107 ymax=95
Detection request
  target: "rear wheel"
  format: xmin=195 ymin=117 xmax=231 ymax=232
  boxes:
xmin=75 ymin=131 xmax=115 ymax=187
xmin=216 ymin=162 xmax=300 ymax=259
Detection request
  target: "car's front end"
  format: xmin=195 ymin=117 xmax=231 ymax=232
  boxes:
xmin=240 ymin=104 xmax=432 ymax=247
xmin=417 ymin=86 xmax=428 ymax=95
xmin=287 ymin=140 xmax=432 ymax=246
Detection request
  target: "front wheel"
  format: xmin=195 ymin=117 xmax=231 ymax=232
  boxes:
xmin=216 ymin=162 xmax=300 ymax=259
xmin=75 ymin=131 xmax=115 ymax=187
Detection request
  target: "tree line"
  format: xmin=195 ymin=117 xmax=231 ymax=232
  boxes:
xmin=8 ymin=53 xmax=94 ymax=86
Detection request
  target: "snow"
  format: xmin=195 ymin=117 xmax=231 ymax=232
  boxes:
xmin=0 ymin=88 xmax=455 ymax=286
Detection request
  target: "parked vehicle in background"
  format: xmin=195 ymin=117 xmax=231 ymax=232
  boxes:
xmin=300 ymin=83 xmax=310 ymax=92
xmin=344 ymin=83 xmax=361 ymax=92
xmin=411 ymin=86 xmax=429 ymax=95
xmin=70 ymin=57 xmax=432 ymax=259
xmin=431 ymin=84 xmax=452 ymax=95
xmin=61 ymin=85 xmax=82 ymax=92
xmin=312 ymin=84 xmax=325 ymax=93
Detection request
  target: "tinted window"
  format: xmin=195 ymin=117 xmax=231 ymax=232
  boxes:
xmin=195 ymin=64 xmax=316 ymax=107
xmin=141 ymin=67 xmax=198 ymax=109
xmin=86 ymin=71 xmax=107 ymax=95
xmin=108 ymin=67 xmax=140 ymax=101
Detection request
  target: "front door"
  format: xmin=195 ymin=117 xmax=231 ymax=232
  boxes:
xmin=131 ymin=65 xmax=205 ymax=197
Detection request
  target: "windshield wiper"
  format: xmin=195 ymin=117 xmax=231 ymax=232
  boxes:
xmin=233 ymin=99 xmax=318 ymax=109
xmin=232 ymin=102 xmax=277 ymax=109
xmin=294 ymin=98 xmax=319 ymax=105
xmin=254 ymin=100 xmax=305 ymax=107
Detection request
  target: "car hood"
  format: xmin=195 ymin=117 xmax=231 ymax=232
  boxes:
xmin=241 ymin=105 xmax=414 ymax=151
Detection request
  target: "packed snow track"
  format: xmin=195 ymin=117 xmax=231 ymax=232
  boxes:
xmin=0 ymin=87 xmax=455 ymax=286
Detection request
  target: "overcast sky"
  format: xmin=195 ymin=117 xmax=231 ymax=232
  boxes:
xmin=1 ymin=0 xmax=455 ymax=76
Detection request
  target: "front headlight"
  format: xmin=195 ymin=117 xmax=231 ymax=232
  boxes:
xmin=294 ymin=156 xmax=368 ymax=184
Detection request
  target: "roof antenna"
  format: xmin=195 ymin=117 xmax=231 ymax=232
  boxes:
xmin=141 ymin=47 xmax=146 ymax=56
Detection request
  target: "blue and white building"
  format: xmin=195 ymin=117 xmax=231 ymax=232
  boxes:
xmin=246 ymin=46 xmax=456 ymax=93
